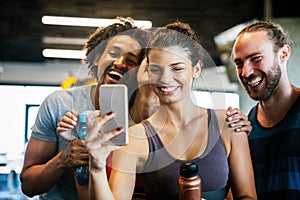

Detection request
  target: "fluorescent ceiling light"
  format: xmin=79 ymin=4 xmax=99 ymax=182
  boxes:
xmin=42 ymin=36 xmax=86 ymax=45
xmin=42 ymin=15 xmax=152 ymax=28
xmin=42 ymin=49 xmax=86 ymax=59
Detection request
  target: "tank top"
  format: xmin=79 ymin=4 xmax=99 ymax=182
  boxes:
xmin=248 ymin=96 xmax=300 ymax=199
xmin=139 ymin=109 xmax=229 ymax=200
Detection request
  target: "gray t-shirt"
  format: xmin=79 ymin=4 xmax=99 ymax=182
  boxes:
xmin=31 ymin=84 xmax=95 ymax=200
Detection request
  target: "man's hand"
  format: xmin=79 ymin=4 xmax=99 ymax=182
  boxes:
xmin=226 ymin=106 xmax=252 ymax=135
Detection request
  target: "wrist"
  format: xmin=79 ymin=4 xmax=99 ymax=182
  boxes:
xmin=56 ymin=150 xmax=70 ymax=170
xmin=89 ymin=157 xmax=106 ymax=172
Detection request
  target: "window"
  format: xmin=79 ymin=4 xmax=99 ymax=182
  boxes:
xmin=192 ymin=90 xmax=239 ymax=109
xmin=0 ymin=85 xmax=61 ymax=155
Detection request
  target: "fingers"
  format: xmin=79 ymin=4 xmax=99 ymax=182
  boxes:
xmin=83 ymin=111 xmax=123 ymax=169
xmin=226 ymin=107 xmax=242 ymax=118
xmin=57 ymin=110 xmax=84 ymax=143
xmin=87 ymin=127 xmax=124 ymax=150
xmin=226 ymin=106 xmax=233 ymax=111
xmin=226 ymin=107 xmax=247 ymax=122
xmin=227 ymin=114 xmax=247 ymax=124
xmin=226 ymin=107 xmax=252 ymax=135
xmin=86 ymin=110 xmax=101 ymax=124
xmin=86 ymin=111 xmax=124 ymax=148
xmin=71 ymin=140 xmax=89 ymax=166
xmin=57 ymin=111 xmax=78 ymax=138
xmin=62 ymin=111 xmax=78 ymax=127
xmin=61 ymin=139 xmax=89 ymax=168
xmin=234 ymin=126 xmax=252 ymax=135
xmin=57 ymin=110 xmax=79 ymax=136
xmin=70 ymin=109 xmax=79 ymax=117
xmin=57 ymin=120 xmax=75 ymax=130
xmin=86 ymin=111 xmax=113 ymax=135
xmin=229 ymin=119 xmax=250 ymax=129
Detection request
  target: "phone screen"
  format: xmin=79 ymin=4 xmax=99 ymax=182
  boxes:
xmin=99 ymin=84 xmax=128 ymax=145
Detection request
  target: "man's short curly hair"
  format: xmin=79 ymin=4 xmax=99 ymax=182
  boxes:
xmin=83 ymin=17 xmax=148 ymax=81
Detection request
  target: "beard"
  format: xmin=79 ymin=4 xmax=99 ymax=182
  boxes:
xmin=245 ymin=59 xmax=281 ymax=101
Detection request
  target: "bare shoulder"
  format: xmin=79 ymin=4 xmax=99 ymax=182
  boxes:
xmin=119 ymin=122 xmax=148 ymax=170
xmin=212 ymin=109 xmax=230 ymax=154
xmin=213 ymin=109 xmax=248 ymax=156
xmin=128 ymin=122 xmax=146 ymax=138
xmin=126 ymin=122 xmax=148 ymax=154
xmin=213 ymin=109 xmax=247 ymax=136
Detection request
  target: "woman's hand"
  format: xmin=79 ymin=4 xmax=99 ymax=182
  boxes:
xmin=85 ymin=110 xmax=123 ymax=170
xmin=226 ymin=106 xmax=252 ymax=135
xmin=57 ymin=109 xmax=79 ymax=141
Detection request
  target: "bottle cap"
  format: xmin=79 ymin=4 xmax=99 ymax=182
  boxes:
xmin=180 ymin=162 xmax=199 ymax=177
xmin=79 ymin=110 xmax=93 ymax=123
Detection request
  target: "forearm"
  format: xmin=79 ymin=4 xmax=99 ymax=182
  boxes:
xmin=89 ymin=164 xmax=115 ymax=200
xmin=229 ymin=132 xmax=257 ymax=200
xmin=20 ymin=151 xmax=66 ymax=197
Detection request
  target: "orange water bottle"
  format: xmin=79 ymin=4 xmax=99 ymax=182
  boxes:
xmin=178 ymin=162 xmax=201 ymax=200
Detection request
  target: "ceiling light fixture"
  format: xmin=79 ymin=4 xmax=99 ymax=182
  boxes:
xmin=42 ymin=36 xmax=86 ymax=45
xmin=42 ymin=49 xmax=86 ymax=59
xmin=41 ymin=15 xmax=152 ymax=28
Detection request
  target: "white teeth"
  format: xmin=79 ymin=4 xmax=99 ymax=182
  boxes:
xmin=108 ymin=70 xmax=123 ymax=78
xmin=247 ymin=77 xmax=262 ymax=86
xmin=160 ymin=87 xmax=177 ymax=92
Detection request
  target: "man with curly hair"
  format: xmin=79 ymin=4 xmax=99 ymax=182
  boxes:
xmin=20 ymin=17 xmax=148 ymax=200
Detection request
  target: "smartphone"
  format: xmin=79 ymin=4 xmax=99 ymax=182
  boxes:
xmin=99 ymin=84 xmax=128 ymax=145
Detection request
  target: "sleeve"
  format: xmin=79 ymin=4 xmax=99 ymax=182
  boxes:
xmin=30 ymin=92 xmax=60 ymax=142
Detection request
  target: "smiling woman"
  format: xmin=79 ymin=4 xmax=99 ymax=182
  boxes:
xmin=84 ymin=22 xmax=257 ymax=200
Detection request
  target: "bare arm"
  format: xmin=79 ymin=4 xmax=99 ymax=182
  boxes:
xmin=20 ymin=137 xmax=88 ymax=197
xmin=225 ymin=127 xmax=257 ymax=199
xmin=85 ymin=111 xmax=123 ymax=200
xmin=108 ymin=125 xmax=146 ymax=200
xmin=85 ymin=111 xmax=143 ymax=200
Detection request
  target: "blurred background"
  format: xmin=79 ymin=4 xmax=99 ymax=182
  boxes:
xmin=0 ymin=0 xmax=299 ymax=199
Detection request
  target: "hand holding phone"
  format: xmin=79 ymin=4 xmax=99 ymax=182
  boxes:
xmin=99 ymin=84 xmax=128 ymax=145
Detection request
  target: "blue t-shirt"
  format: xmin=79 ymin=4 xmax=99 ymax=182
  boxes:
xmin=248 ymin=96 xmax=300 ymax=200
xmin=30 ymin=85 xmax=95 ymax=200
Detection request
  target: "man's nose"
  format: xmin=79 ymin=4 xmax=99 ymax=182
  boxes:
xmin=241 ymin=61 xmax=254 ymax=77
xmin=114 ymin=55 xmax=128 ymax=70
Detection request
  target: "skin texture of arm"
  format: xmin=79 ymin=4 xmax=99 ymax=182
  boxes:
xmin=86 ymin=114 xmax=147 ymax=200
xmin=109 ymin=124 xmax=147 ymax=200
xmin=85 ymin=111 xmax=125 ymax=200
xmin=20 ymin=138 xmax=63 ymax=196
xmin=20 ymin=137 xmax=88 ymax=197
xmin=228 ymin=133 xmax=257 ymax=199
xmin=216 ymin=110 xmax=257 ymax=200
